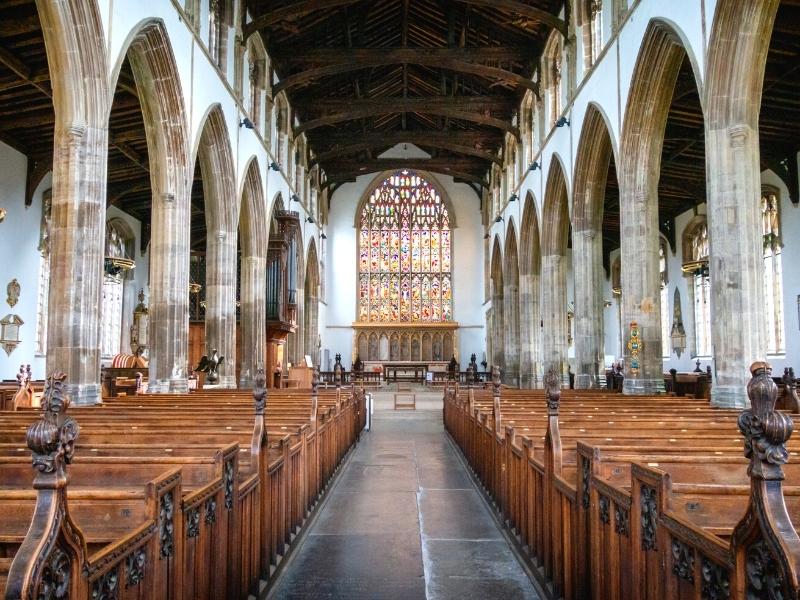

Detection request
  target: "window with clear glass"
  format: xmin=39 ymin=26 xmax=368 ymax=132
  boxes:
xmin=762 ymin=191 xmax=785 ymax=354
xmin=35 ymin=252 xmax=49 ymax=355
xmin=101 ymin=274 xmax=123 ymax=357
xmin=358 ymin=170 xmax=452 ymax=323
xmin=690 ymin=222 xmax=711 ymax=357
xmin=590 ymin=0 xmax=603 ymax=64
xmin=660 ymin=242 xmax=670 ymax=358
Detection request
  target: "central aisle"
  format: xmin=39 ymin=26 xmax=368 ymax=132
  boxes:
xmin=267 ymin=410 xmax=541 ymax=599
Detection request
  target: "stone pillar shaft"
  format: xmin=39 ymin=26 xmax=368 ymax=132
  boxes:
xmin=148 ymin=191 xmax=190 ymax=393
xmin=573 ymin=229 xmax=604 ymax=388
xmin=46 ymin=124 xmax=108 ymax=405
xmin=503 ymin=283 xmax=520 ymax=386
xmin=619 ymin=195 xmax=664 ymax=395
xmin=205 ymin=230 xmax=237 ymax=388
xmin=706 ymin=124 xmax=766 ymax=407
xmin=541 ymin=253 xmax=567 ymax=380
xmin=518 ymin=273 xmax=538 ymax=388
xmin=239 ymin=255 xmax=266 ymax=387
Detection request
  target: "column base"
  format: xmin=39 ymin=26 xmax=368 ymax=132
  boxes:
xmin=68 ymin=382 xmax=101 ymax=406
xmin=218 ymin=375 xmax=237 ymax=389
xmin=169 ymin=377 xmax=189 ymax=393
xmin=622 ymin=377 xmax=665 ymax=395
xmin=711 ymin=385 xmax=749 ymax=409
xmin=574 ymin=373 xmax=596 ymax=389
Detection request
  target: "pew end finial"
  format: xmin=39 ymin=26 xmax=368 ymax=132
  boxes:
xmin=732 ymin=361 xmax=800 ymax=597
xmin=6 ymin=372 xmax=88 ymax=600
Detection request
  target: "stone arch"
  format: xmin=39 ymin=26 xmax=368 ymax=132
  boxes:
xmin=703 ymin=0 xmax=779 ymax=406
xmin=195 ymin=103 xmax=238 ymax=387
xmin=618 ymin=19 xmax=699 ymax=395
xmin=238 ymin=157 xmax=267 ymax=386
xmin=490 ymin=236 xmax=505 ymax=372
xmin=571 ymin=103 xmax=617 ymax=388
xmin=304 ymin=239 xmax=321 ymax=367
xmin=111 ymin=19 xmax=191 ymax=393
xmin=519 ymin=191 xmax=542 ymax=387
xmin=541 ymin=159 xmax=569 ymax=380
xmin=34 ymin=0 xmax=109 ymax=404
xmin=503 ymin=221 xmax=521 ymax=386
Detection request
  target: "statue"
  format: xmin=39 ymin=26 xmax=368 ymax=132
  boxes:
xmin=195 ymin=349 xmax=225 ymax=385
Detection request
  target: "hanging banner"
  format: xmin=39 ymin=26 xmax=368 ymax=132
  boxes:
xmin=627 ymin=321 xmax=643 ymax=375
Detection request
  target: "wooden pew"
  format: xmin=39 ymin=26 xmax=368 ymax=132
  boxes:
xmin=1 ymin=369 xmax=366 ymax=599
xmin=443 ymin=363 xmax=800 ymax=599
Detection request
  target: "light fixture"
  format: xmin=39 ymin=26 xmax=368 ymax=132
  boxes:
xmin=529 ymin=161 xmax=540 ymax=171
xmin=321 ymin=233 xmax=327 ymax=240
xmin=306 ymin=216 xmax=315 ymax=224
xmin=556 ymin=116 xmax=570 ymax=128
xmin=269 ymin=162 xmax=280 ymax=172
xmin=494 ymin=215 xmax=503 ymax=223
xmin=239 ymin=117 xmax=255 ymax=129
xmin=291 ymin=193 xmax=301 ymax=202
xmin=483 ymin=233 xmax=490 ymax=240
xmin=509 ymin=193 xmax=518 ymax=202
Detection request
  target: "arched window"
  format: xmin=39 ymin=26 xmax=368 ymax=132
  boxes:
xmin=543 ymin=33 xmax=563 ymax=127
xmin=208 ymin=0 xmax=232 ymax=71
xmin=101 ymin=221 xmax=132 ymax=358
xmin=686 ymin=220 xmax=711 ymax=357
xmin=358 ymin=171 xmax=452 ymax=323
xmin=659 ymin=240 xmax=670 ymax=358
xmin=35 ymin=190 xmax=52 ymax=355
xmin=588 ymin=0 xmax=603 ymax=66
xmin=246 ymin=38 xmax=267 ymax=128
xmin=762 ymin=189 xmax=785 ymax=353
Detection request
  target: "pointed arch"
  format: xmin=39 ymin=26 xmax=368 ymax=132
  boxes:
xmin=618 ymin=19 xmax=700 ymax=395
xmin=519 ymin=191 xmax=542 ymax=387
xmin=490 ymin=235 xmax=505 ymax=372
xmin=304 ymin=239 xmax=321 ymax=366
xmin=112 ymin=19 xmax=191 ymax=392
xmin=541 ymin=159 xmax=569 ymax=380
xmin=571 ymin=103 xmax=616 ymax=388
xmin=195 ymin=104 xmax=238 ymax=387
xmin=238 ymin=157 xmax=267 ymax=386
xmin=503 ymin=221 xmax=521 ymax=386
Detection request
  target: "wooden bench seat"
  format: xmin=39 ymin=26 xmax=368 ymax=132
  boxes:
xmin=443 ymin=365 xmax=800 ymax=599
xmin=1 ymin=370 xmax=367 ymax=600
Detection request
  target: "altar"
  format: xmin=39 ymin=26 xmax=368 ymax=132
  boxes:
xmin=360 ymin=360 xmax=451 ymax=383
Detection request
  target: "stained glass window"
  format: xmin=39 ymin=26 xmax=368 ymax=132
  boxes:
xmin=358 ymin=170 xmax=452 ymax=323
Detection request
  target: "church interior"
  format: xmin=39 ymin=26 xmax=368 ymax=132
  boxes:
xmin=0 ymin=0 xmax=798 ymax=598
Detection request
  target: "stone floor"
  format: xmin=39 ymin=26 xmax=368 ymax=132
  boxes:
xmin=266 ymin=410 xmax=542 ymax=600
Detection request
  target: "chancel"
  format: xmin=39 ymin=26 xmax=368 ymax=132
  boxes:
xmin=0 ymin=1 xmax=798 ymax=599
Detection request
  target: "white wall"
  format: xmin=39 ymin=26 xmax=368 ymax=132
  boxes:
xmin=0 ymin=142 xmax=49 ymax=380
xmin=322 ymin=144 xmax=486 ymax=369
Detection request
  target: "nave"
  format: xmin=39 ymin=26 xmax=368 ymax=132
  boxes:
xmin=268 ymin=409 xmax=540 ymax=600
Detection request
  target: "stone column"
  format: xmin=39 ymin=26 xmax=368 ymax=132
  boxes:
xmin=703 ymin=0 xmax=778 ymax=408
xmin=46 ymin=124 xmax=108 ymax=405
xmin=148 ymin=191 xmax=190 ymax=393
xmin=618 ymin=196 xmax=664 ymax=394
xmin=541 ymin=253 xmax=568 ymax=381
xmin=491 ymin=291 xmax=505 ymax=372
xmin=573 ymin=229 xmax=604 ymax=388
xmin=239 ymin=255 xmax=266 ymax=387
xmin=519 ymin=272 xmax=535 ymax=388
xmin=205 ymin=229 xmax=237 ymax=388
xmin=503 ymin=282 xmax=520 ymax=387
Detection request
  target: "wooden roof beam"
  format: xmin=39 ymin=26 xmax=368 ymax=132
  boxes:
xmin=272 ymin=57 xmax=538 ymax=97
xmin=310 ymin=137 xmax=501 ymax=167
xmin=274 ymin=46 xmax=537 ymax=66
xmin=294 ymin=103 xmax=519 ymax=137
xmin=243 ymin=0 xmax=565 ymax=40
xmin=296 ymin=95 xmax=514 ymax=114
